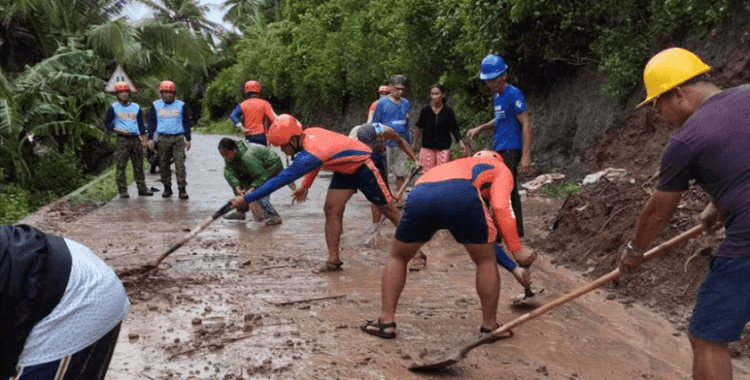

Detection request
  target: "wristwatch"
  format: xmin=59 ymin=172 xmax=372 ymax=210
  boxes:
xmin=625 ymin=240 xmax=643 ymax=257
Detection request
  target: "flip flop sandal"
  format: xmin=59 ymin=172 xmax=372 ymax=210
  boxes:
xmin=312 ymin=259 xmax=344 ymax=273
xmin=408 ymin=253 xmax=427 ymax=272
xmin=360 ymin=319 xmax=396 ymax=339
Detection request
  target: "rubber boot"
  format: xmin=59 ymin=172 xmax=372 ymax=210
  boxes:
xmin=178 ymin=187 xmax=189 ymax=200
xmin=162 ymin=185 xmax=173 ymax=197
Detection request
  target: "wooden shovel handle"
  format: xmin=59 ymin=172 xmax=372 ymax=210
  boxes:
xmin=491 ymin=225 xmax=703 ymax=338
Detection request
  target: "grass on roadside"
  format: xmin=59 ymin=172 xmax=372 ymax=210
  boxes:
xmin=69 ymin=162 xmax=141 ymax=203
xmin=193 ymin=119 xmax=242 ymax=136
xmin=539 ymin=181 xmax=582 ymax=198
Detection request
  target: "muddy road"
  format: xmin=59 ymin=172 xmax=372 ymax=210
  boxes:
xmin=22 ymin=134 xmax=750 ymax=379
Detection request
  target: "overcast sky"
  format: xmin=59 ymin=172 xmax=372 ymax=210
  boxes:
xmin=120 ymin=0 xmax=236 ymax=33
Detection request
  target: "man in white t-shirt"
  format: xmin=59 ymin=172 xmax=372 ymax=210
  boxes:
xmin=0 ymin=225 xmax=129 ymax=380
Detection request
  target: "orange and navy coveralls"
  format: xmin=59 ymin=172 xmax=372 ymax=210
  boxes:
xmin=241 ymin=128 xmax=393 ymax=206
xmin=229 ymin=98 xmax=276 ymax=145
xmin=395 ymin=156 xmax=521 ymax=250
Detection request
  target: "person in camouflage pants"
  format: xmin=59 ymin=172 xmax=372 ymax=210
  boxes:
xmin=147 ymin=80 xmax=192 ymax=199
xmin=218 ymin=138 xmax=295 ymax=225
xmin=104 ymin=82 xmax=153 ymax=198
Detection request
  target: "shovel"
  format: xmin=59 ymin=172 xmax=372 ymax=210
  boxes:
xmin=511 ymin=286 xmax=545 ymax=305
xmin=360 ymin=167 xmax=421 ymax=245
xmin=117 ymin=202 xmax=233 ymax=276
xmin=409 ymin=224 xmax=703 ymax=371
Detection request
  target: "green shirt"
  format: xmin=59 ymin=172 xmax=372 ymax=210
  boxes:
xmin=224 ymin=141 xmax=283 ymax=189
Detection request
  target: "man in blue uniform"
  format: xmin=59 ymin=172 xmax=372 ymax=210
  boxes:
xmin=104 ymin=82 xmax=152 ymax=198
xmin=466 ymin=54 xmax=534 ymax=238
xmin=147 ymin=80 xmax=192 ymax=199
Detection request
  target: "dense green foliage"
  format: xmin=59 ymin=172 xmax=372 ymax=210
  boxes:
xmin=205 ymin=0 xmax=733 ymax=127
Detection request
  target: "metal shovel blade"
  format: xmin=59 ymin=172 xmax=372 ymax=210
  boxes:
xmin=511 ymin=286 xmax=545 ymax=305
xmin=409 ymin=330 xmax=513 ymax=371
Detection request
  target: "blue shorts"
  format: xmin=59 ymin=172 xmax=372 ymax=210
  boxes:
xmin=395 ymin=179 xmax=496 ymax=244
xmin=371 ymin=150 xmax=388 ymax=188
xmin=328 ymin=159 xmax=392 ymax=205
xmin=246 ymin=133 xmax=267 ymax=146
xmin=688 ymin=256 xmax=750 ymax=343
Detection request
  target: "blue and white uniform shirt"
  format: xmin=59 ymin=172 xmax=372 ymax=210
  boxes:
xmin=372 ymin=97 xmax=411 ymax=147
xmin=492 ymin=84 xmax=527 ymax=151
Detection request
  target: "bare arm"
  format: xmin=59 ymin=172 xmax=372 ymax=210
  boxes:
xmin=466 ymin=118 xmax=495 ymax=140
xmin=382 ymin=127 xmax=419 ymax=165
xmin=632 ymin=190 xmax=683 ymax=250
xmin=517 ymin=111 xmax=533 ymax=173
xmin=412 ymin=128 xmax=422 ymax=151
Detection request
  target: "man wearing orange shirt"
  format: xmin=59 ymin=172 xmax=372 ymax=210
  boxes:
xmin=229 ymin=115 xmax=403 ymax=273
xmin=360 ymin=151 xmax=536 ymax=339
xmin=229 ymin=80 xmax=278 ymax=146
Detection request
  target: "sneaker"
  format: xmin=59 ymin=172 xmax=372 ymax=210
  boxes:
xmin=224 ymin=211 xmax=246 ymax=220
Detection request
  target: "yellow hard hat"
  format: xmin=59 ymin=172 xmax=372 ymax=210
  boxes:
xmin=637 ymin=47 xmax=711 ymax=108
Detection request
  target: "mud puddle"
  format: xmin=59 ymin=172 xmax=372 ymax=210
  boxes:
xmin=26 ymin=134 xmax=750 ymax=379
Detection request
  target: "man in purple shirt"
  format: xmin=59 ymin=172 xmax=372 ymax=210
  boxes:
xmin=619 ymin=47 xmax=750 ymax=380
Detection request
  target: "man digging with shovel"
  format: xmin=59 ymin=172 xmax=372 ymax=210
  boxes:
xmin=618 ymin=47 xmax=750 ymax=380
xmin=360 ymin=150 xmax=537 ymax=339
xmin=228 ymin=114 xmax=407 ymax=273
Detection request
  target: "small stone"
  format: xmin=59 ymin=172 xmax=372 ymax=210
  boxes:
xmin=401 ymin=353 xmax=412 ymax=360
xmin=286 ymin=340 xmax=294 ymax=347
xmin=274 ymin=332 xmax=281 ymax=337
xmin=204 ymin=306 xmax=213 ymax=312
xmin=605 ymin=294 xmax=616 ymax=300
xmin=174 ymin=338 xmax=180 ymax=343
xmin=673 ymin=331 xmax=681 ymax=337
xmin=192 ymin=318 xmax=202 ymax=325
xmin=128 ymin=332 xmax=139 ymax=339
xmin=148 ymin=305 xmax=158 ymax=311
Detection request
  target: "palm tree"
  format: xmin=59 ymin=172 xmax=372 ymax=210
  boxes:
xmin=221 ymin=0 xmax=280 ymax=31
xmin=135 ymin=0 xmax=223 ymax=35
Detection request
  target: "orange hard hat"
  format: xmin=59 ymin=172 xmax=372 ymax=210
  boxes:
xmin=159 ymin=80 xmax=176 ymax=92
xmin=114 ymin=81 xmax=130 ymax=93
xmin=378 ymin=85 xmax=390 ymax=94
xmin=473 ymin=150 xmax=504 ymax=163
xmin=245 ymin=80 xmax=262 ymax=94
xmin=268 ymin=114 xmax=303 ymax=146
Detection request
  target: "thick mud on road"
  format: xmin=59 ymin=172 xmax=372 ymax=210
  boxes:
xmin=27 ymin=134 xmax=750 ymax=379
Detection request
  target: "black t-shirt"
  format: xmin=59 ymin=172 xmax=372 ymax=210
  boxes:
xmin=415 ymin=105 xmax=460 ymax=150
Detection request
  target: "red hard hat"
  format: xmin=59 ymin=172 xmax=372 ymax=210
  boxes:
xmin=159 ymin=80 xmax=176 ymax=92
xmin=473 ymin=150 xmax=504 ymax=163
xmin=378 ymin=85 xmax=390 ymax=94
xmin=245 ymin=80 xmax=262 ymax=94
xmin=268 ymin=114 xmax=303 ymax=146
xmin=114 ymin=81 xmax=130 ymax=93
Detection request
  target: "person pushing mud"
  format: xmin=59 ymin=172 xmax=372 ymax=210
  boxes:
xmin=618 ymin=47 xmax=750 ymax=380
xmin=360 ymin=151 xmax=537 ymax=339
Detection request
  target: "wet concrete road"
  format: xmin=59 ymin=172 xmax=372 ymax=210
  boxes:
xmin=44 ymin=134 xmax=750 ymax=379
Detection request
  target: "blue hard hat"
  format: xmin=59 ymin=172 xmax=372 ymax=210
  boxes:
xmin=479 ymin=54 xmax=508 ymax=80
